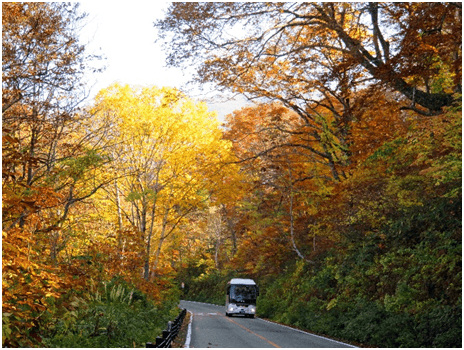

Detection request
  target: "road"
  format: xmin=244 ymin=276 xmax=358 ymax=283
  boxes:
xmin=179 ymin=300 xmax=355 ymax=348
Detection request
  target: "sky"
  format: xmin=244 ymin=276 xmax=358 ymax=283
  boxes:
xmin=78 ymin=1 xmax=247 ymax=120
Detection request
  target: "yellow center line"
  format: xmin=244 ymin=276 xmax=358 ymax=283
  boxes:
xmin=223 ymin=315 xmax=281 ymax=348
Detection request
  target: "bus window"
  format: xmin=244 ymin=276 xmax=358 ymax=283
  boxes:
xmin=230 ymin=285 xmax=257 ymax=303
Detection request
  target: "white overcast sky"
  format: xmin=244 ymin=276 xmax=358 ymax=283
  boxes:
xmin=78 ymin=1 xmax=247 ymax=120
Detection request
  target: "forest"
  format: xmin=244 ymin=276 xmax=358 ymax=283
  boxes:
xmin=2 ymin=2 xmax=461 ymax=348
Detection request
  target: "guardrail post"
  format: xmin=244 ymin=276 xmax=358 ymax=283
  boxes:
xmin=146 ymin=308 xmax=187 ymax=348
xmin=155 ymin=336 xmax=164 ymax=347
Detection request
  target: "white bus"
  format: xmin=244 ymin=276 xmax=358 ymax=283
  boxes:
xmin=225 ymin=278 xmax=259 ymax=318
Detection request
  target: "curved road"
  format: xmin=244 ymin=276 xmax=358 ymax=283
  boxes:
xmin=179 ymin=300 xmax=355 ymax=348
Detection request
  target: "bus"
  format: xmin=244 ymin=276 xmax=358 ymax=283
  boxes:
xmin=225 ymin=278 xmax=259 ymax=318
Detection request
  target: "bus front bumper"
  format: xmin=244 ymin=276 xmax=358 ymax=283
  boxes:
xmin=227 ymin=304 xmax=256 ymax=315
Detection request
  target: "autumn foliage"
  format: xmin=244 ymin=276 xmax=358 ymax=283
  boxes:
xmin=3 ymin=2 xmax=462 ymax=348
xmin=157 ymin=2 xmax=461 ymax=347
xmin=2 ymin=3 xmax=232 ymax=346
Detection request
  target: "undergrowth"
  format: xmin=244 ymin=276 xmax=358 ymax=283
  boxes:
xmin=40 ymin=278 xmax=179 ymax=348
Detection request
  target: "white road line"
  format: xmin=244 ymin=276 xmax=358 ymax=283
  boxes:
xmin=180 ymin=301 xmax=357 ymax=348
xmin=257 ymin=317 xmax=358 ymax=348
xmin=184 ymin=310 xmax=193 ymax=348
xmin=182 ymin=300 xmax=221 ymax=306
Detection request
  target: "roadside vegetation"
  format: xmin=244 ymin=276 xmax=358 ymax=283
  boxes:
xmin=3 ymin=3 xmax=461 ymax=348
xmin=180 ymin=101 xmax=461 ymax=348
xmin=40 ymin=278 xmax=179 ymax=348
xmin=160 ymin=4 xmax=461 ymax=347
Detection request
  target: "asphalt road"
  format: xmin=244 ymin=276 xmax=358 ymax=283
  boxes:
xmin=179 ymin=300 xmax=355 ymax=348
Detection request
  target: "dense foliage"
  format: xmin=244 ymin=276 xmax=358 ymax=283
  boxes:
xmin=179 ymin=101 xmax=462 ymax=348
xmin=40 ymin=278 xmax=179 ymax=348
xmin=3 ymin=2 xmax=461 ymax=348
xmin=158 ymin=2 xmax=462 ymax=348
xmin=2 ymin=3 xmax=230 ymax=346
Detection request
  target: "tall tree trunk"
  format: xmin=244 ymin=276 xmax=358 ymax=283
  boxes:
xmin=214 ymin=231 xmax=220 ymax=269
xmin=287 ymin=167 xmax=314 ymax=264
xmin=151 ymin=207 xmax=170 ymax=277
xmin=221 ymin=204 xmax=237 ymax=256
xmin=114 ymin=179 xmax=123 ymax=254
xmin=145 ymin=195 xmax=158 ymax=280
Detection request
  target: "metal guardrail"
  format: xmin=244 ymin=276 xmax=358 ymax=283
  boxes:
xmin=146 ymin=308 xmax=187 ymax=348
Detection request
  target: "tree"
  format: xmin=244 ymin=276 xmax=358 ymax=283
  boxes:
xmin=3 ymin=3 xmax=84 ymax=113
xmin=91 ymin=83 xmax=236 ymax=280
xmin=224 ymin=102 xmax=345 ymax=181
xmin=2 ymin=2 xmax=107 ymax=239
xmin=2 ymin=3 xmax=106 ymax=346
xmin=156 ymin=2 xmax=461 ymax=116
xmin=222 ymin=103 xmax=338 ymax=271
xmin=156 ymin=2 xmax=461 ymax=194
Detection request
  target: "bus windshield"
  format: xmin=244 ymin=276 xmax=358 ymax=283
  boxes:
xmin=230 ymin=285 xmax=257 ymax=303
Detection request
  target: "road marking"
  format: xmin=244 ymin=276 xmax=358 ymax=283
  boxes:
xmin=224 ymin=316 xmax=281 ymax=348
xmin=181 ymin=301 xmax=356 ymax=348
xmin=185 ymin=311 xmax=193 ymax=348
xmin=257 ymin=318 xmax=358 ymax=348
xmin=193 ymin=312 xmax=218 ymax=316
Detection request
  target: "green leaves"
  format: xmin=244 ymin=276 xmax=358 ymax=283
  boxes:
xmin=41 ymin=280 xmax=178 ymax=348
xmin=60 ymin=149 xmax=109 ymax=181
xmin=125 ymin=189 xmax=156 ymax=202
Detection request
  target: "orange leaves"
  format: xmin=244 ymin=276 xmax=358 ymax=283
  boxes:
xmin=3 ymin=3 xmax=96 ymax=112
xmin=2 ymin=224 xmax=66 ymax=347
xmin=159 ymin=3 xmax=460 ymax=117
xmin=221 ymin=101 xmax=341 ymax=272
xmin=230 ymin=225 xmax=291 ymax=277
xmin=3 ymin=3 xmax=184 ymax=347
xmin=2 ymin=133 xmax=19 ymax=146
xmin=3 ymin=3 xmax=112 ymax=346
xmin=347 ymin=89 xmax=412 ymax=167
xmin=391 ymin=3 xmax=461 ymax=81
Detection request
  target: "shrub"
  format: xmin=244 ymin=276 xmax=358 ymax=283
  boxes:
xmin=41 ymin=279 xmax=179 ymax=348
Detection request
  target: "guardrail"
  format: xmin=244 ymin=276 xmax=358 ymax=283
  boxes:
xmin=146 ymin=308 xmax=187 ymax=348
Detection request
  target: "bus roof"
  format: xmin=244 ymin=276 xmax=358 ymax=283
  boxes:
xmin=228 ymin=278 xmax=256 ymax=285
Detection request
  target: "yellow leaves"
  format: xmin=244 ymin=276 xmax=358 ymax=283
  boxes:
xmin=326 ymin=297 xmax=338 ymax=310
xmin=90 ymin=82 xmax=240 ymax=277
xmin=2 ymin=225 xmax=67 ymax=345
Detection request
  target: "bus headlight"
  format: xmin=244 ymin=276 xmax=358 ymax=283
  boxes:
xmin=250 ymin=306 xmax=256 ymax=313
